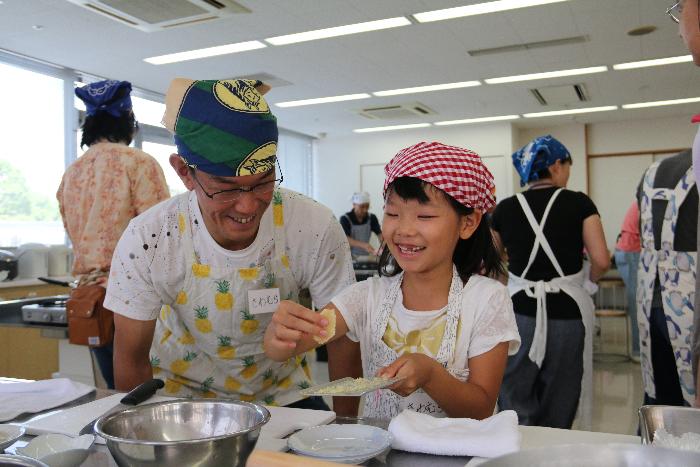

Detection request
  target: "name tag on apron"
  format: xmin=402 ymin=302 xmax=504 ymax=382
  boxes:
xmin=248 ymin=288 xmax=281 ymax=315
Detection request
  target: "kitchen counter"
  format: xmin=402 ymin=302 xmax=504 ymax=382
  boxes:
xmin=1 ymin=378 xmax=641 ymax=467
xmin=0 ymin=277 xmax=72 ymax=289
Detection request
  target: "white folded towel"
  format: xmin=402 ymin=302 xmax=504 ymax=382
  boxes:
xmin=388 ymin=409 xmax=521 ymax=457
xmin=0 ymin=378 xmax=94 ymax=422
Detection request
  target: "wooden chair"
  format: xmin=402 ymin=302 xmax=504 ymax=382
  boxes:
xmin=593 ymin=277 xmax=630 ymax=363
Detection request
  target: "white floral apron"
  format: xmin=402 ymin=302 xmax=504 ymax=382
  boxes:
xmin=150 ymin=192 xmax=313 ymax=406
xmin=365 ymin=265 xmax=466 ymax=418
xmin=507 ymin=188 xmax=596 ymax=430
xmin=638 ymin=162 xmax=696 ymax=405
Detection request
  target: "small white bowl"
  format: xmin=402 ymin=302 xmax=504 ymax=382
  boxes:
xmin=16 ymin=434 xmax=94 ymax=467
xmin=0 ymin=424 xmax=26 ymax=452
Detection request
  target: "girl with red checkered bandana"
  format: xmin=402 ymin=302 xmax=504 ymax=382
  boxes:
xmin=265 ymin=142 xmax=520 ymax=419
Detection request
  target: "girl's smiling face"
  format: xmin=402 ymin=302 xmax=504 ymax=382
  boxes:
xmin=382 ymin=184 xmax=478 ymax=277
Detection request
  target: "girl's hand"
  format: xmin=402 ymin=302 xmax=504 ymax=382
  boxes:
xmin=376 ymin=353 xmax=439 ymax=397
xmin=266 ymin=300 xmax=328 ymax=354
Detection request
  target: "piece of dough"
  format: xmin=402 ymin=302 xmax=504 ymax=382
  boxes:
xmin=313 ymin=308 xmax=336 ymax=344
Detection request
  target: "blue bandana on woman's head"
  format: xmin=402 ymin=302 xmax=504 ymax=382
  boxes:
xmin=512 ymin=135 xmax=571 ymax=187
xmin=75 ymin=80 xmax=132 ymax=117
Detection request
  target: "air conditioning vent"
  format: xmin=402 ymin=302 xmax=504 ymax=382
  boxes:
xmin=66 ymin=0 xmax=251 ymax=32
xmin=531 ymin=84 xmax=589 ymax=106
xmin=468 ymin=36 xmax=588 ymax=57
xmin=357 ymin=103 xmax=436 ymax=120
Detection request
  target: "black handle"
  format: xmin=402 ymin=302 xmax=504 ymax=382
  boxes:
xmin=38 ymin=276 xmax=71 ymax=287
xmin=120 ymin=378 xmax=164 ymax=405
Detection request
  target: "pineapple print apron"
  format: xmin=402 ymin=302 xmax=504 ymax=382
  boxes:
xmin=365 ymin=265 xmax=464 ymax=418
xmin=638 ymin=162 xmax=696 ymax=405
xmin=151 ymin=191 xmax=313 ymax=406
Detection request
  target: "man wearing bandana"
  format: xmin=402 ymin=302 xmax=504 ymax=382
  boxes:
xmin=103 ymin=79 xmax=354 ymax=409
xmin=57 ymin=80 xmax=170 ymax=388
xmin=491 ymin=135 xmax=609 ymax=429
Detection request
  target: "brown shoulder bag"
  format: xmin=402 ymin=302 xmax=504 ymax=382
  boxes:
xmin=66 ymin=284 xmax=114 ymax=347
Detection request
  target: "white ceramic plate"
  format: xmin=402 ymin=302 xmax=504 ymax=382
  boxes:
xmin=0 ymin=424 xmax=26 ymax=452
xmin=288 ymin=424 xmax=392 ymax=462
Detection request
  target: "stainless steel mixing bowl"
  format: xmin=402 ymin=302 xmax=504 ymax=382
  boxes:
xmin=94 ymin=399 xmax=270 ymax=467
xmin=639 ymin=404 xmax=700 ymax=444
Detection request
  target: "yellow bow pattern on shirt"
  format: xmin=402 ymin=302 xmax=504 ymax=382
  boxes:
xmin=382 ymin=314 xmax=446 ymax=357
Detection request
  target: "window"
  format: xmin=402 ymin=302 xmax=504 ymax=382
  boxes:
xmin=142 ymin=141 xmax=185 ymax=196
xmin=0 ymin=61 xmax=66 ymax=246
xmin=277 ymin=130 xmax=313 ymax=197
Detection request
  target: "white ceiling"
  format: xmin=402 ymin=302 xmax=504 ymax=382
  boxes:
xmin=1 ymin=0 xmax=698 ymax=137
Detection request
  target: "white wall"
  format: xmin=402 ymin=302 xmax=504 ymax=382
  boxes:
xmin=586 ymin=115 xmax=695 ymax=250
xmin=588 ymin=115 xmax=695 ymax=154
xmin=313 ymin=123 xmax=515 ymax=219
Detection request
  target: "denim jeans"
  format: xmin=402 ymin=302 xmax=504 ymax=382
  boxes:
xmin=499 ymin=314 xmax=585 ymax=428
xmin=613 ymin=249 xmax=640 ymax=355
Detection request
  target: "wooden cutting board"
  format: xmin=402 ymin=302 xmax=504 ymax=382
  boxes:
xmin=17 ymin=393 xmax=336 ymax=452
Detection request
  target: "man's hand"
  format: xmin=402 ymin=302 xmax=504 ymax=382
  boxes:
xmin=376 ymin=353 xmax=439 ymax=397
xmin=264 ymin=300 xmax=328 ymax=360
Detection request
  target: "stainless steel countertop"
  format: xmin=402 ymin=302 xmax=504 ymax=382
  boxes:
xmin=1 ymin=378 xmax=640 ymax=466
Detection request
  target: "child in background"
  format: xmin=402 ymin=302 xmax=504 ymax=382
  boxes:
xmin=264 ymin=142 xmax=520 ymax=419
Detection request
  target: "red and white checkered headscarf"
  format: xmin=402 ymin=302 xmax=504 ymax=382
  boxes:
xmin=384 ymin=141 xmax=496 ymax=212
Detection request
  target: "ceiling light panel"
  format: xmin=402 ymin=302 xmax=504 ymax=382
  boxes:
xmin=612 ymin=55 xmax=693 ymax=70
xmin=373 ymin=81 xmax=481 ymax=97
xmin=144 ymin=40 xmax=266 ymax=64
xmin=523 ymin=106 xmax=617 ymax=118
xmin=275 ymin=93 xmax=371 ymax=108
xmin=265 ymin=17 xmax=411 ymax=46
xmin=622 ymin=97 xmax=700 ymax=109
xmin=435 ymin=115 xmax=519 ymax=126
xmin=354 ymin=123 xmax=432 ymax=133
xmin=413 ymin=0 xmax=570 ymax=23
xmin=485 ymin=66 xmax=608 ymax=84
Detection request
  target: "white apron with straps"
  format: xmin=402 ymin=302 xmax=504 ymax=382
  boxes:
xmin=364 ymin=265 xmax=467 ymax=418
xmin=150 ymin=192 xmax=312 ymax=406
xmin=507 ymin=188 xmax=595 ymax=430
xmin=637 ymin=161 xmax=697 ymax=405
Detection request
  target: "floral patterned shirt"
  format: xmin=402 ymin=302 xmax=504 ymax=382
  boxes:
xmin=57 ymin=142 xmax=170 ymax=282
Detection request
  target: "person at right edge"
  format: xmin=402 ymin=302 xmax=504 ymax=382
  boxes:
xmin=672 ymin=0 xmax=700 ymax=407
xmin=636 ymin=147 xmax=697 ymax=408
xmin=491 ymin=135 xmax=609 ymax=429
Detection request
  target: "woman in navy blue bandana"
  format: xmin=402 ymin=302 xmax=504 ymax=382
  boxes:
xmin=58 ymin=80 xmax=169 ymax=389
xmin=491 ymin=135 xmax=610 ymax=429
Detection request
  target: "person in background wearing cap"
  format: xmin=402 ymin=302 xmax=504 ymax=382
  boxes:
xmin=265 ymin=141 xmax=521 ymax=419
xmin=340 ymin=192 xmax=383 ymax=258
xmin=103 ymin=79 xmax=354 ymax=409
xmin=491 ymin=135 xmax=609 ymax=429
xmin=57 ymin=80 xmax=170 ymax=389
xmin=669 ymin=0 xmax=700 ymax=407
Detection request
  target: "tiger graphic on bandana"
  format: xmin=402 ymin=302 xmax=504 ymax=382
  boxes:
xmin=213 ymin=79 xmax=270 ymax=114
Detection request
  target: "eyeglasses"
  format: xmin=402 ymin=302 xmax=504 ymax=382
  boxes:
xmin=667 ymin=1 xmax=683 ymax=23
xmin=186 ymin=159 xmax=283 ymax=202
